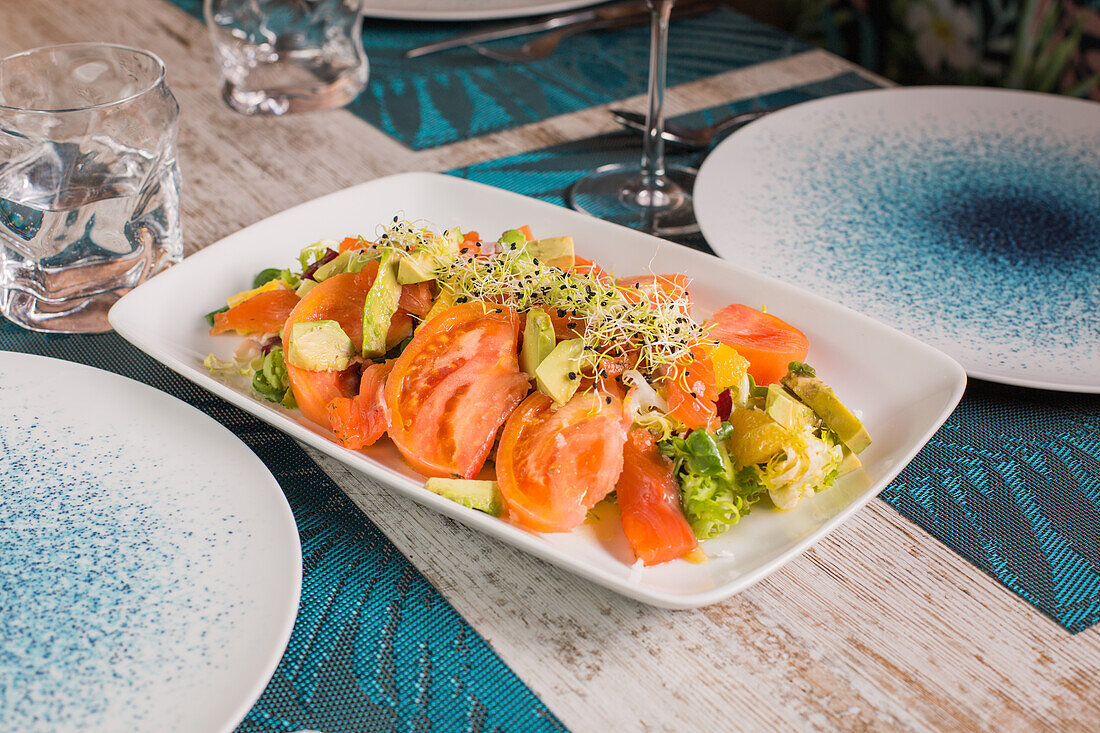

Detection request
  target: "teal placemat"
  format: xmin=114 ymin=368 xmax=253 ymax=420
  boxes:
xmin=169 ymin=0 xmax=808 ymax=149
xmin=0 ymin=321 xmax=565 ymax=731
xmin=449 ymin=71 xmax=1100 ymax=634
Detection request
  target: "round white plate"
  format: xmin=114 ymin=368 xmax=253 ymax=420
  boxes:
xmin=695 ymin=87 xmax=1100 ymax=393
xmin=361 ymin=0 xmax=600 ymax=21
xmin=0 ymin=352 xmax=301 ymax=731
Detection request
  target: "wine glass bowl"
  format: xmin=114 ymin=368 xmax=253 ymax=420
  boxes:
xmin=567 ymin=0 xmax=698 ymax=236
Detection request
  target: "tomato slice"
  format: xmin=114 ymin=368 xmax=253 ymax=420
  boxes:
xmin=385 ymin=302 xmax=530 ymax=479
xmin=706 ymin=304 xmax=809 ymax=387
xmin=497 ymin=388 xmax=628 ymax=533
xmin=663 ymin=345 xmax=719 ymax=432
xmin=617 ymin=429 xmax=698 ymax=565
xmin=326 ymin=360 xmax=393 ymax=450
xmin=210 ymin=288 xmax=300 ymax=336
xmin=282 ymin=272 xmax=369 ymax=427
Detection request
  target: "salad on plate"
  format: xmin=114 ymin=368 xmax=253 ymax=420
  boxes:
xmin=204 ymin=218 xmax=870 ymax=566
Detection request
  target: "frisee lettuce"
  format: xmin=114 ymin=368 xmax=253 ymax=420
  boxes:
xmin=659 ymin=423 xmax=768 ymax=539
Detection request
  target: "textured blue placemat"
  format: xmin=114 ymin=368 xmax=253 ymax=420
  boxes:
xmin=449 ymin=71 xmax=1100 ymax=634
xmin=0 ymin=321 xmax=565 ymax=731
xmin=169 ymin=0 xmax=808 ymax=149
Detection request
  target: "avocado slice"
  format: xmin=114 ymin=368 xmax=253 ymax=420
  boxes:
xmin=286 ymin=320 xmax=355 ymax=371
xmin=312 ymin=250 xmax=353 ymax=281
xmin=837 ymin=448 xmax=862 ymax=477
xmin=397 ymin=251 xmax=437 ymax=284
xmin=424 ymin=477 xmax=503 ymax=516
xmin=362 ymin=251 xmax=402 ymax=357
xmin=424 ymin=286 xmax=457 ymax=323
xmin=765 ymin=384 xmax=815 ymax=432
xmin=520 ymin=308 xmax=556 ymax=378
xmin=499 ymin=228 xmax=527 ymax=249
xmin=525 ymin=236 xmax=575 ymax=269
xmin=535 ymin=338 xmax=584 ymax=405
xmin=781 ymin=372 xmax=871 ymax=454
xmin=295 ymin=278 xmax=319 ymax=298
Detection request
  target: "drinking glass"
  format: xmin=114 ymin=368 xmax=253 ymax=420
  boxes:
xmin=0 ymin=43 xmax=183 ymax=333
xmin=568 ymin=0 xmax=697 ymax=236
xmin=205 ymin=0 xmax=369 ymax=116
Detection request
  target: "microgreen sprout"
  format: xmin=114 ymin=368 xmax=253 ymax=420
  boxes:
xmin=370 ymin=219 xmax=712 ymax=380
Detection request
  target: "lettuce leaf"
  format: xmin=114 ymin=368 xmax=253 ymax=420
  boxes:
xmin=659 ymin=423 xmax=767 ymax=539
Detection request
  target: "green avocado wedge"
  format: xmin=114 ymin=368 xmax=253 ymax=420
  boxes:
xmin=424 ymin=478 xmax=503 ymax=516
xmin=520 ymin=308 xmax=556 ymax=378
xmin=781 ymin=369 xmax=871 ymax=454
xmin=286 ymin=320 xmax=354 ymax=371
xmin=362 ymin=251 xmax=402 ymax=358
xmin=535 ymin=338 xmax=584 ymax=405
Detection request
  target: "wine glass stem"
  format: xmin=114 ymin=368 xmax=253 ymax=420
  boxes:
xmin=640 ymin=0 xmax=673 ymax=201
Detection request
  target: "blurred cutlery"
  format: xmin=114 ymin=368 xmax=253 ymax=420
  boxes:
xmin=610 ymin=105 xmax=788 ymax=148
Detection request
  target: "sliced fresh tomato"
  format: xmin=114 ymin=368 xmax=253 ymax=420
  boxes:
xmin=286 ymin=363 xmax=360 ymax=429
xmin=617 ymin=428 xmax=698 ymax=565
xmin=210 ymin=288 xmax=300 ymax=336
xmin=385 ymin=302 xmax=530 ymax=478
xmin=707 ymin=304 xmax=808 ymax=387
xmin=664 ymin=345 xmax=719 ymax=432
xmin=497 ymin=388 xmax=628 ymax=533
xmin=282 ymin=272 xmax=369 ymax=427
xmin=287 ymin=272 xmax=368 ymax=349
xmin=326 ymin=360 xmax=393 ymax=450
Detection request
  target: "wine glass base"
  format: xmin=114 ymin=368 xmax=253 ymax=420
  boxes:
xmin=567 ymin=163 xmax=699 ymax=236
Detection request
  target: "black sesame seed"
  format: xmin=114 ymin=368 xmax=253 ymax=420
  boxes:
xmin=568 ymin=371 xmax=577 ymax=380
xmin=605 ymin=396 xmax=612 ymax=405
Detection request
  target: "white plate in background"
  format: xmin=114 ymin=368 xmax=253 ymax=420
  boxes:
xmin=362 ymin=0 xmax=601 ymax=21
xmin=110 ymin=171 xmax=965 ymax=608
xmin=0 ymin=352 xmax=301 ymax=732
xmin=695 ymin=87 xmax=1100 ymax=393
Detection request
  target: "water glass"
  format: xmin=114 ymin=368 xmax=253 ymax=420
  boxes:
xmin=204 ymin=0 xmax=369 ymax=116
xmin=0 ymin=43 xmax=183 ymax=333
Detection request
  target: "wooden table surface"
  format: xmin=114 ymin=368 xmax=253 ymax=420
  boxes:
xmin=6 ymin=1 xmax=1099 ymax=730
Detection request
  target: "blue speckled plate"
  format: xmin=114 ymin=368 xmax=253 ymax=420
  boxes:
xmin=695 ymin=87 xmax=1100 ymax=393
xmin=0 ymin=353 xmax=301 ymax=732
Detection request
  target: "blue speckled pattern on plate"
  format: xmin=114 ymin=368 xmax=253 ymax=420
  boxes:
xmin=0 ymin=326 xmax=567 ymax=730
xmin=0 ymin=352 xmax=300 ymax=732
xmin=694 ymin=87 xmax=1100 ymax=393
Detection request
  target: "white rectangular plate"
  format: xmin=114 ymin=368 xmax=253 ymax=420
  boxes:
xmin=110 ymin=172 xmax=966 ymax=609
